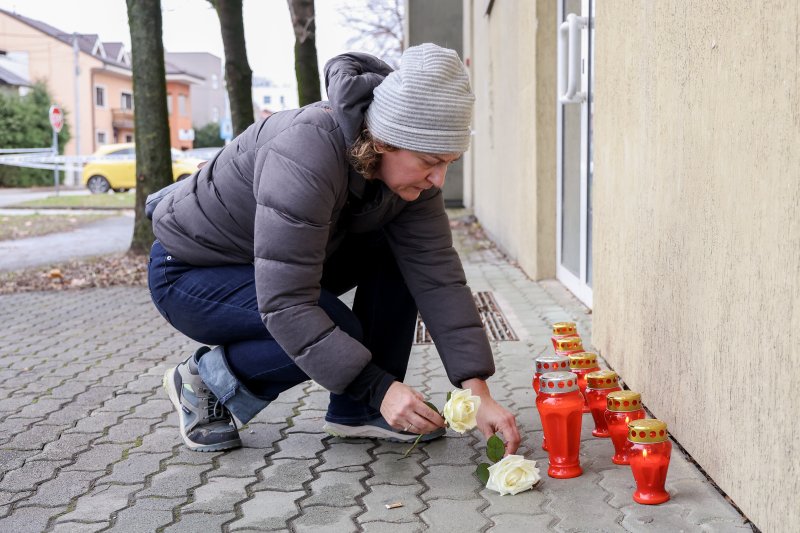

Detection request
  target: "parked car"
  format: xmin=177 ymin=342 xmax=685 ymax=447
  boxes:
xmin=81 ymin=143 xmax=205 ymax=194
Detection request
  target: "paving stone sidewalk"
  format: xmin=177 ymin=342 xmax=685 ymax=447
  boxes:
xmin=0 ymin=216 xmax=752 ymax=532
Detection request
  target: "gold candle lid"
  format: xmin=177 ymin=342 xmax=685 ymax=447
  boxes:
xmin=627 ymin=419 xmax=668 ymax=443
xmin=568 ymin=352 xmax=599 ymax=369
xmin=586 ymin=370 xmax=619 ymax=389
xmin=554 ymin=336 xmax=583 ymax=353
xmin=606 ymin=391 xmax=643 ymax=412
xmin=551 ymin=322 xmax=577 ymax=336
xmin=535 ymin=355 xmax=570 ymax=374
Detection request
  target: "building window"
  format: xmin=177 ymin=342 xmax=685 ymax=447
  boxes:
xmin=212 ymin=106 xmax=219 ymax=123
xmin=125 ymin=134 xmax=133 ymax=142
xmin=178 ymin=94 xmax=187 ymax=116
xmin=96 ymin=131 xmax=107 ymax=145
xmin=211 ymin=74 xmax=218 ymax=89
xmin=166 ymin=93 xmax=172 ymax=114
xmin=121 ymin=92 xmax=133 ymax=110
xmin=263 ymin=95 xmax=272 ymax=105
xmin=280 ymin=95 xmax=285 ymax=105
xmin=95 ymin=86 xmax=106 ymax=108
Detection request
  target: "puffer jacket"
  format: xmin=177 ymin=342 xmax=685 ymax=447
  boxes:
xmin=152 ymin=52 xmax=494 ymax=408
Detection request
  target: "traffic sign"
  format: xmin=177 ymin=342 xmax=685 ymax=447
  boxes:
xmin=49 ymin=105 xmax=63 ymax=133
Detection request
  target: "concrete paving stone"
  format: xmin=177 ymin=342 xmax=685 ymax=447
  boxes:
xmin=38 ymin=405 xmax=94 ymax=427
xmin=71 ymin=386 xmax=119 ymax=407
xmin=208 ymin=448 xmax=268 ymax=479
xmin=669 ymin=479 xmax=747 ymax=525
xmin=422 ymin=464 xmax=482 ymax=500
xmin=126 ymin=397 xmax=173 ymax=419
xmin=299 ymin=389 xmax=330 ymax=412
xmin=0 ymin=448 xmax=39 ymax=473
xmin=56 ymin=484 xmax=140 ymax=524
xmin=238 ymin=422 xmax=285 ymax=450
xmin=597 ymin=466 xmax=638 ymax=508
xmin=63 ymin=410 xmax=122 ymax=434
xmin=543 ymin=471 xmax=626 ymax=533
xmin=291 ymin=504 xmax=361 ymax=533
xmin=128 ymin=426 xmax=178 ymax=455
xmin=270 ymin=432 xmax=326 ymax=460
xmin=0 ymin=489 xmax=32 ymax=506
xmin=370 ymin=439 xmax=419 ymax=457
xmin=109 ymin=506 xmax=176 ymax=532
xmin=94 ymin=451 xmax=170 ymax=485
xmin=358 ymin=483 xmax=424 ymax=523
xmin=620 ymin=502 xmax=702 ymax=532
xmin=62 ymin=443 xmax=127 ymax=472
xmin=94 ymin=392 xmax=147 ymax=413
xmin=272 ymin=383 xmax=309 ymax=405
xmin=122 ymin=374 xmax=163 ymax=394
xmin=317 ymin=441 xmax=374 ymax=472
xmin=480 ymin=481 xmax=547 ymax=516
xmin=0 ymin=459 xmax=69 ymax=492
xmin=300 ymin=469 xmax=367 ymax=507
xmin=422 ymin=434 xmax=479 ymax=467
xmin=165 ymin=511 xmax=236 ymax=532
xmin=166 ymin=446 xmax=223 ymax=466
xmin=420 ymin=498 xmax=490 ymax=532
xmin=229 ymin=490 xmax=305 ymax=530
xmin=18 ymin=468 xmax=100 ymax=508
xmin=286 ymin=410 xmax=326 ymax=434
xmin=182 ymin=476 xmax=251 ymax=513
xmin=360 ymin=520 xmax=424 ymax=533
xmin=487 ymin=513 xmax=555 ymax=532
xmin=51 ymin=521 xmax=108 ymax=533
xmin=137 ymin=463 xmax=206 ymax=498
xmin=252 ymin=401 xmax=297 ymax=424
xmin=0 ymin=504 xmax=62 ymax=533
xmin=366 ymin=452 xmax=425 ymax=486
xmin=96 ymin=417 xmax=157 ymax=444
xmin=13 ymin=375 xmax=63 ymax=395
xmin=7 ymin=398 xmax=70 ymax=420
xmin=699 ymin=520 xmax=754 ymax=532
xmin=666 ymin=449 xmax=708 ymax=482
xmin=251 ymin=458 xmax=317 ymax=492
xmin=46 ymin=380 xmax=90 ymax=399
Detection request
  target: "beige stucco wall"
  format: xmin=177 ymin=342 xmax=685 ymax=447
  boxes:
xmin=464 ymin=0 xmax=556 ymax=280
xmin=592 ymin=2 xmax=800 ymax=531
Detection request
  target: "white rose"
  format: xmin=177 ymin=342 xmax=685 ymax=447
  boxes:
xmin=442 ymin=388 xmax=481 ymax=434
xmin=486 ymin=455 xmax=541 ymax=496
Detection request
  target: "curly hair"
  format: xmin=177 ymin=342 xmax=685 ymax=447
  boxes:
xmin=348 ymin=128 xmax=397 ymax=179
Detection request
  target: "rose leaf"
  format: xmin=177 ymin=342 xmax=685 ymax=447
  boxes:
xmin=487 ymin=434 xmax=505 ymax=463
xmin=423 ymin=400 xmax=440 ymax=415
xmin=446 ymin=391 xmax=452 ymax=403
xmin=475 ymin=463 xmax=490 ymax=485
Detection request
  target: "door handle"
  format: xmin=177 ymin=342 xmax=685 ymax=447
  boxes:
xmin=558 ymin=13 xmax=588 ymax=104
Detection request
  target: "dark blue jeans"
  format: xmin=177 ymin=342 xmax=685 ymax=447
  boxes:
xmin=147 ymin=232 xmax=417 ymax=424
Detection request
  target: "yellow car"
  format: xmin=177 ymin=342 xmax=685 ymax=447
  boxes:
xmin=82 ymin=143 xmax=204 ymax=194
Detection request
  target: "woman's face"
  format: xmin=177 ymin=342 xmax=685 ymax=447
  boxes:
xmin=374 ymin=148 xmax=461 ymax=202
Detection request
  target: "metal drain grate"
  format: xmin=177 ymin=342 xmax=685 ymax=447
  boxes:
xmin=414 ymin=291 xmax=517 ymax=344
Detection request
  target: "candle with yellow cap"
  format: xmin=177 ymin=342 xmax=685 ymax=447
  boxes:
xmin=584 ymin=370 xmax=621 ymax=437
xmin=554 ymin=336 xmax=584 ymax=357
xmin=604 ymin=391 xmax=646 ymax=465
xmin=550 ymin=322 xmax=578 ymax=350
xmin=568 ymin=352 xmax=601 ymax=413
xmin=627 ymin=419 xmax=672 ymax=505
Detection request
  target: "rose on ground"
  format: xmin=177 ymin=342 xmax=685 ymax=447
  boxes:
xmin=486 ymin=455 xmax=541 ymax=496
xmin=442 ymin=388 xmax=481 ymax=433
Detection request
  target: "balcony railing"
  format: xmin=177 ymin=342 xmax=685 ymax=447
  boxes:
xmin=111 ymin=108 xmax=135 ymax=130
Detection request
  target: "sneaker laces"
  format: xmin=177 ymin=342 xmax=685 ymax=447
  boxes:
xmin=198 ymin=385 xmax=234 ymax=426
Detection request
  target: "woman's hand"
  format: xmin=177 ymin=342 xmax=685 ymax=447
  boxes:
xmin=461 ymin=378 xmax=521 ymax=455
xmin=380 ymin=381 xmax=445 ymax=434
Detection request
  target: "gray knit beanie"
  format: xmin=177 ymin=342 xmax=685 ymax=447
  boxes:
xmin=365 ymin=43 xmax=474 ymax=154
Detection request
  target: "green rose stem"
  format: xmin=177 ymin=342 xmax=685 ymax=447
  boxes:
xmin=475 ymin=433 xmax=505 ymax=484
xmin=401 ymin=399 xmax=445 ymax=458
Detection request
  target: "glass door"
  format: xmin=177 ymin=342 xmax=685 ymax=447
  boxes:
xmin=556 ymin=0 xmax=594 ymax=307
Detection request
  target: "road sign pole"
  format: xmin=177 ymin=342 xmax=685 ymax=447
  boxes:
xmin=52 ymin=128 xmax=59 ymax=196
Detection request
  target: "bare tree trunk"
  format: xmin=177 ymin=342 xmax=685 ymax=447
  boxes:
xmin=211 ymin=0 xmax=254 ymax=135
xmin=126 ymin=0 xmax=173 ymax=255
xmin=287 ymin=0 xmax=321 ymax=106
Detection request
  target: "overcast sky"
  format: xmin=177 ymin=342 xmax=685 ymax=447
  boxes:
xmin=0 ymin=0 xmax=358 ymax=91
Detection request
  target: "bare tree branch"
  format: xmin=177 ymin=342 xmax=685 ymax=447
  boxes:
xmin=338 ymin=0 xmax=404 ymax=68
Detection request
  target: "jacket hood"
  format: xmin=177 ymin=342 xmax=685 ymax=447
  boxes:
xmin=324 ymin=52 xmax=393 ymax=148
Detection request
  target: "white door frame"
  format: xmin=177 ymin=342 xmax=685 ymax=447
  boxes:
xmin=556 ymin=0 xmax=593 ymax=308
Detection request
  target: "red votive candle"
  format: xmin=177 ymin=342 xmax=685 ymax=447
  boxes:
xmin=584 ymin=370 xmax=621 ymax=438
xmin=550 ymin=322 xmax=578 ymax=350
xmin=554 ymin=336 xmax=584 ymax=357
xmin=533 ymin=354 xmax=570 ymax=451
xmin=604 ymin=391 xmax=646 ymax=465
xmin=536 ymin=371 xmax=583 ymax=479
xmin=568 ymin=352 xmax=601 ymax=414
xmin=627 ymin=419 xmax=671 ymax=505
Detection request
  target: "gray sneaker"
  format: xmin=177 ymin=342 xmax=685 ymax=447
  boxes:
xmin=163 ymin=347 xmax=242 ymax=452
xmin=323 ymin=416 xmax=446 ymax=443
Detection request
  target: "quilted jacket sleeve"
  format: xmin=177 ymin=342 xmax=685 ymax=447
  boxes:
xmin=253 ymin=120 xmax=389 ymax=397
xmin=384 ymin=189 xmax=496 ymax=387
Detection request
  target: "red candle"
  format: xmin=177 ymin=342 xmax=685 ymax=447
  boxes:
xmin=536 ymin=371 xmax=583 ymax=479
xmin=568 ymin=352 xmax=601 ymax=413
xmin=550 ymin=321 xmax=578 ymax=350
xmin=532 ymin=354 xmax=570 ymax=451
xmin=584 ymin=370 xmax=621 ymax=437
xmin=604 ymin=391 xmax=646 ymax=465
xmin=554 ymin=336 xmax=584 ymax=357
xmin=627 ymin=419 xmax=671 ymax=505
